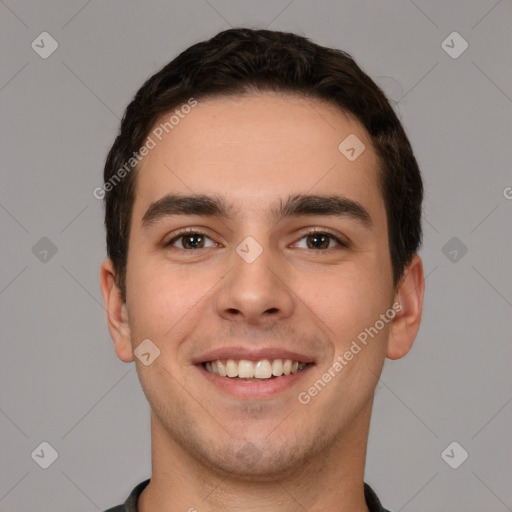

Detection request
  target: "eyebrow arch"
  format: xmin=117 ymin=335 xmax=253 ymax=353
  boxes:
xmin=141 ymin=193 xmax=373 ymax=229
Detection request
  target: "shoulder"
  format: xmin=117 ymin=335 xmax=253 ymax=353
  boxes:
xmin=102 ymin=478 xmax=151 ymax=512
xmin=364 ymin=482 xmax=392 ymax=512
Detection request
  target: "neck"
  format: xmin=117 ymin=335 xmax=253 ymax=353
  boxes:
xmin=139 ymin=403 xmax=372 ymax=512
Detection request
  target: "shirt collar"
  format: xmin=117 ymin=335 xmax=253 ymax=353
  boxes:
xmin=123 ymin=479 xmax=391 ymax=512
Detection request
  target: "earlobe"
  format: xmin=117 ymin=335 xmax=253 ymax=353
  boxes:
xmin=386 ymin=254 xmax=425 ymax=360
xmin=99 ymin=259 xmax=134 ymax=363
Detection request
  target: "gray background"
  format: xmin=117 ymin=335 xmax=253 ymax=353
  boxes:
xmin=1 ymin=1 xmax=511 ymax=511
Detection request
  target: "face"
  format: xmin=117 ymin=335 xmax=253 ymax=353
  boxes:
xmin=101 ymin=93 xmax=423 ymax=480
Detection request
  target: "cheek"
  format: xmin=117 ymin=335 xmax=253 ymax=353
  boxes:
xmin=300 ymin=265 xmax=392 ymax=349
xmin=125 ymin=256 xmax=220 ymax=343
xmin=125 ymin=258 xmax=183 ymax=336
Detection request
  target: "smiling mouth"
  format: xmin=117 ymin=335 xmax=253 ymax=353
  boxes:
xmin=201 ymin=358 xmax=312 ymax=380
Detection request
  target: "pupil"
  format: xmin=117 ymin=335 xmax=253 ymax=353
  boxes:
xmin=308 ymin=234 xmax=328 ymax=249
xmin=185 ymin=234 xmax=203 ymax=249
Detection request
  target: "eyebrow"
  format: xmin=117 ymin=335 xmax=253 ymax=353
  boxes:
xmin=141 ymin=193 xmax=373 ymax=229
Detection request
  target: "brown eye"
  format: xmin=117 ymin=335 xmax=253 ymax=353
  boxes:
xmin=166 ymin=231 xmax=216 ymax=250
xmin=181 ymin=233 xmax=205 ymax=249
xmin=306 ymin=233 xmax=331 ymax=249
xmin=293 ymin=231 xmax=346 ymax=250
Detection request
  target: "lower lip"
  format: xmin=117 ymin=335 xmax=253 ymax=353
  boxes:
xmin=196 ymin=363 xmax=315 ymax=399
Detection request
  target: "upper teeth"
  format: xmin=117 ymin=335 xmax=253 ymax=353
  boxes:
xmin=204 ymin=359 xmax=308 ymax=379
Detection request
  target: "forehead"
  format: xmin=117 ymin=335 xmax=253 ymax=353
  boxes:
xmin=133 ymin=93 xmax=384 ymax=223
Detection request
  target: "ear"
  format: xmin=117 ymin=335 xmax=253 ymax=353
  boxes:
xmin=99 ymin=258 xmax=134 ymax=362
xmin=386 ymin=254 xmax=425 ymax=360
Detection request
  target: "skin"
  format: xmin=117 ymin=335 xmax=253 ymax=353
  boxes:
xmin=100 ymin=93 xmax=424 ymax=512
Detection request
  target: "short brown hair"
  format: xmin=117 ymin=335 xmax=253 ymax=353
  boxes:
xmin=103 ymin=28 xmax=423 ymax=298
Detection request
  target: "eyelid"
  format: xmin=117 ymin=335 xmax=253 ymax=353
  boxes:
xmin=292 ymin=227 xmax=350 ymax=248
xmin=164 ymin=226 xmax=350 ymax=249
xmin=163 ymin=227 xmax=220 ymax=247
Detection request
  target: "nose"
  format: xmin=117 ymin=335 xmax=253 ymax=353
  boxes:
xmin=214 ymin=238 xmax=295 ymax=325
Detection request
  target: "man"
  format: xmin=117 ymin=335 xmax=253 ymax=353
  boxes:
xmin=99 ymin=27 xmax=424 ymax=512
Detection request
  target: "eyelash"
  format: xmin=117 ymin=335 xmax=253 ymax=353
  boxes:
xmin=164 ymin=228 xmax=348 ymax=251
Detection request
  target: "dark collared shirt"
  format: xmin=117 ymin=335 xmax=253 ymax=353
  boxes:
xmin=103 ymin=479 xmax=391 ymax=511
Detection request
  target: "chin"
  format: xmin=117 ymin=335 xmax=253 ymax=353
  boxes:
xmin=198 ymin=437 xmax=315 ymax=482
